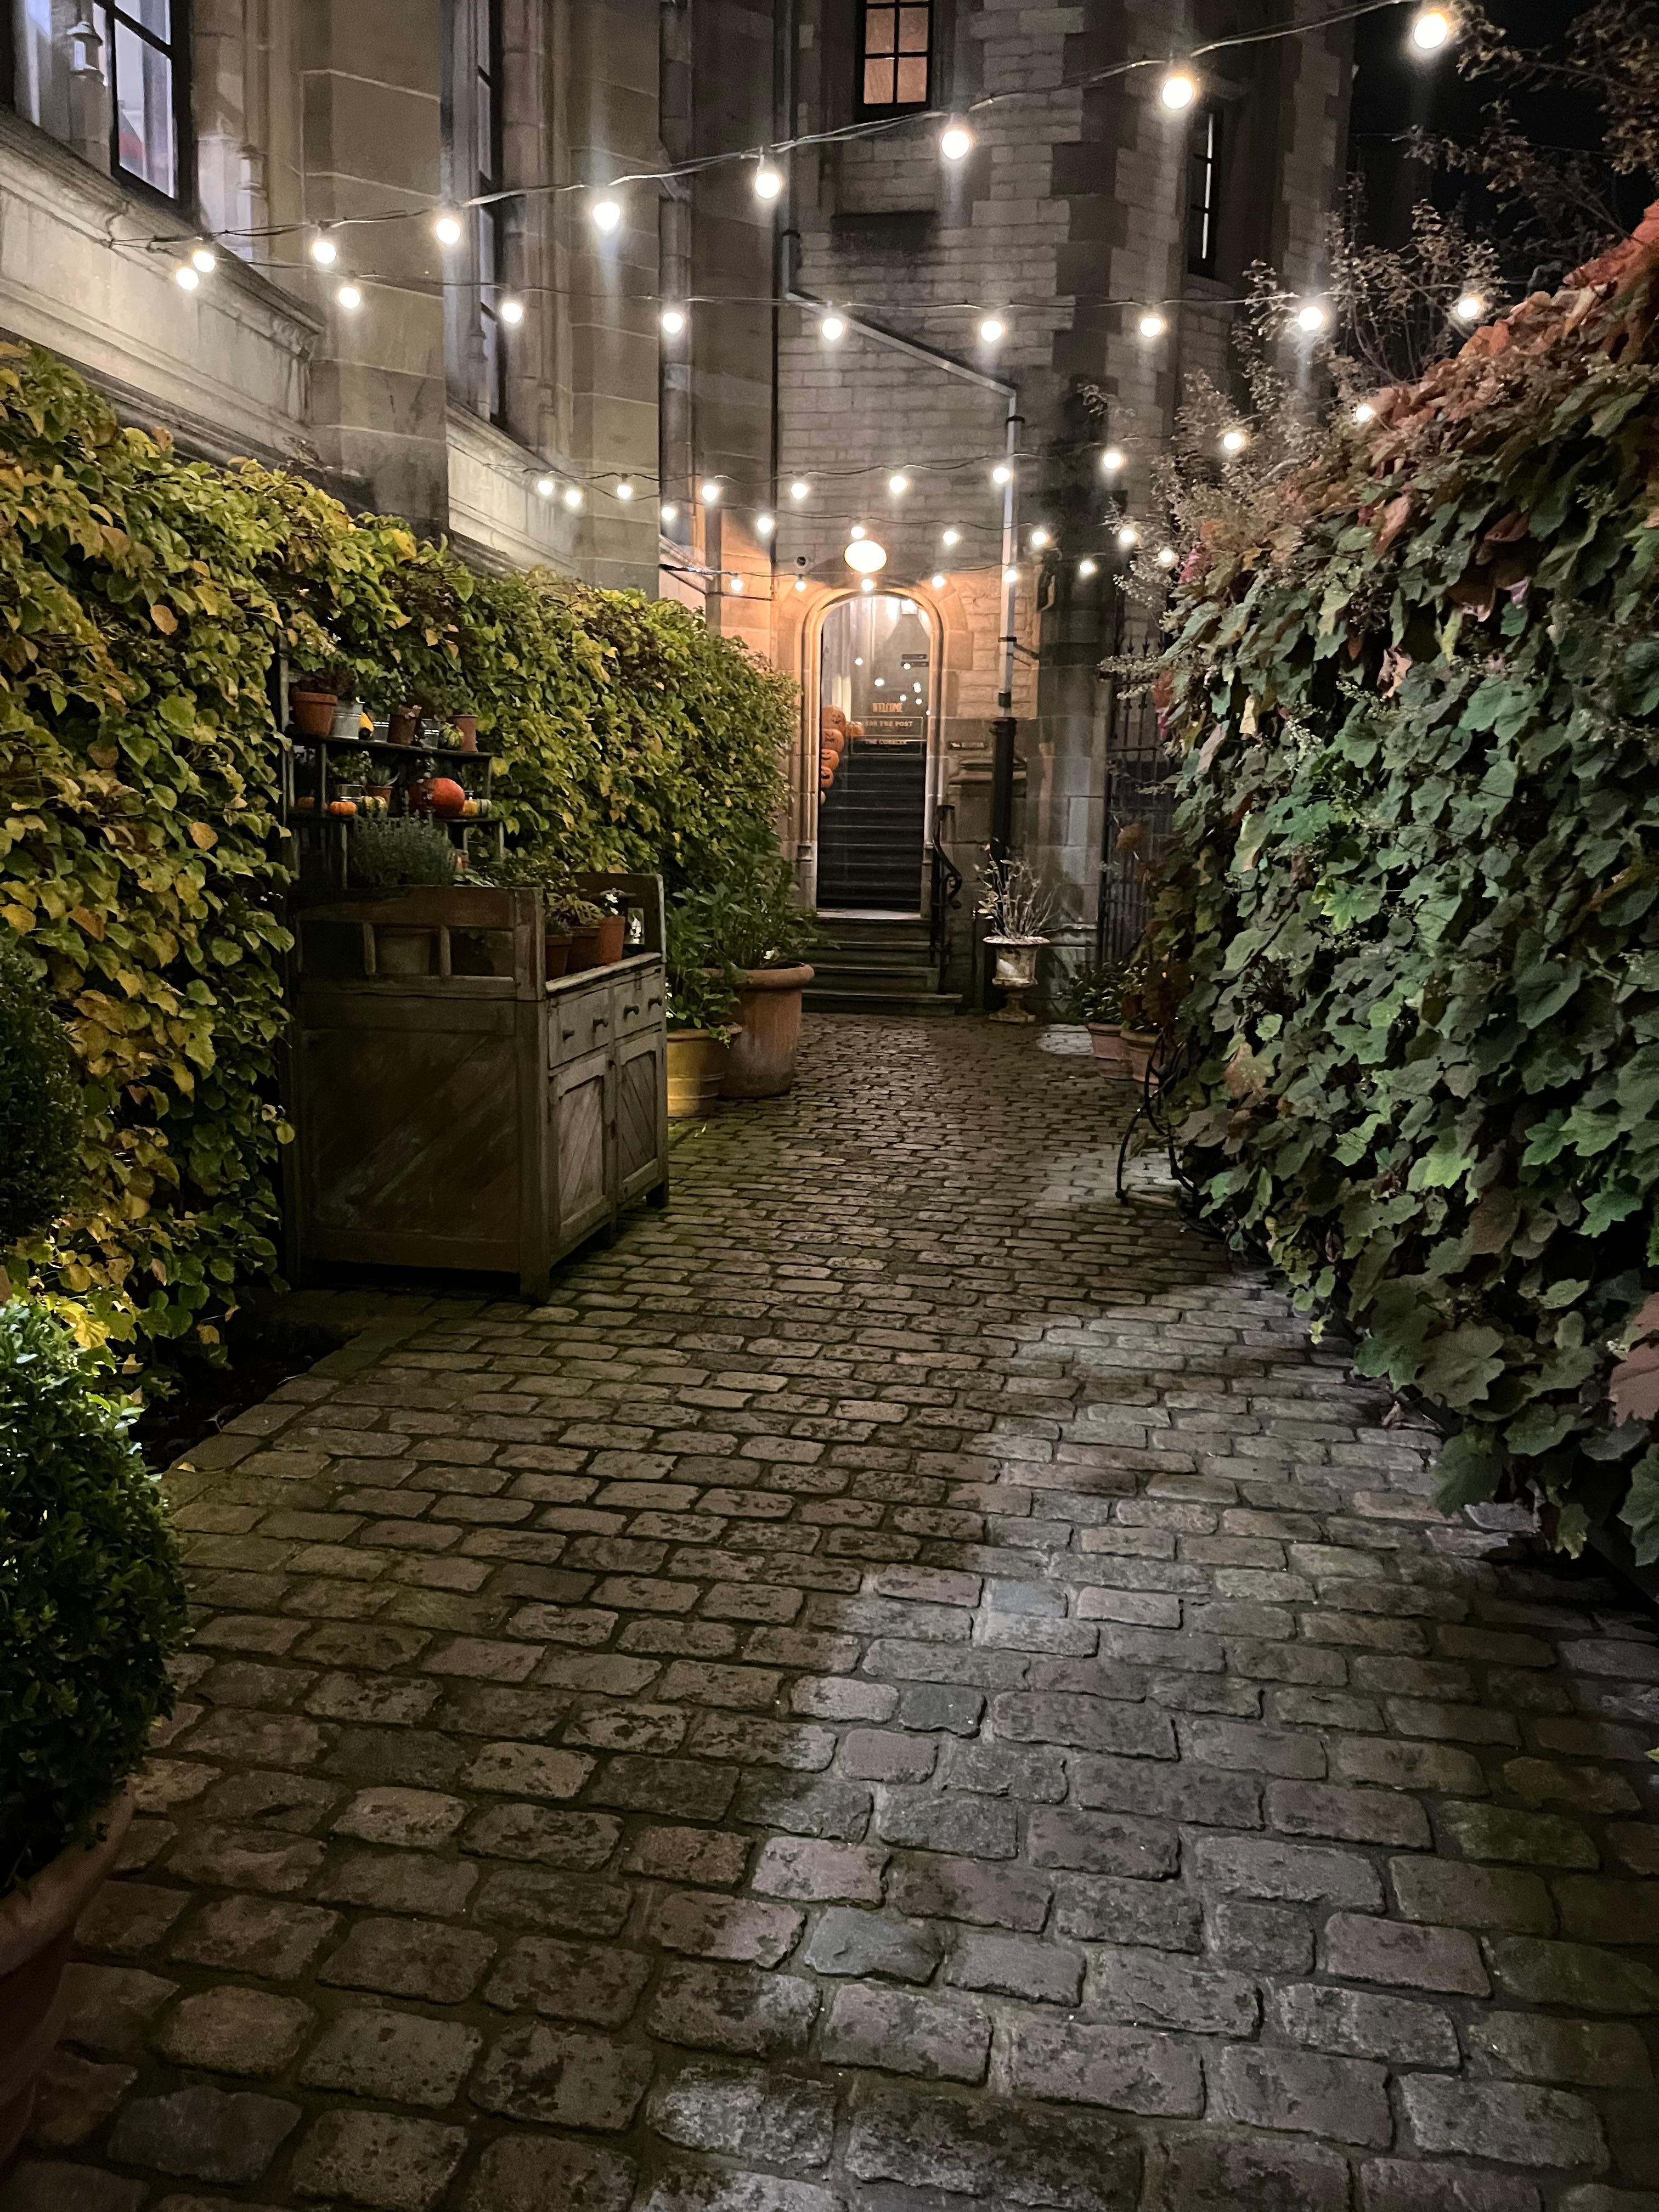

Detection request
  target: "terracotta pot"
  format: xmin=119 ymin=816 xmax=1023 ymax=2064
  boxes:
xmin=593 ymin=915 xmax=627 ymax=965
xmin=667 ymin=1028 xmax=737 ymax=1119
xmin=567 ymin=923 xmax=602 ymax=973
xmin=1121 ymin=1028 xmax=1159 ymax=1086
xmin=544 ymin=932 xmax=572 ymax=980
xmin=388 ymin=707 xmax=420 ymax=746
xmin=1086 ymin=1022 xmax=1135 ymax=1077
xmin=722 ymin=963 xmax=814 ymax=1098
xmin=0 ymin=1787 xmax=134 ymax=2167
xmin=292 ymin=690 xmax=336 ymax=738
xmin=452 ymin=713 xmax=478 ymax=753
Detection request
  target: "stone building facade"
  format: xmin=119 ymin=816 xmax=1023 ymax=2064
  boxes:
xmin=0 ymin=0 xmax=1348 ymax=965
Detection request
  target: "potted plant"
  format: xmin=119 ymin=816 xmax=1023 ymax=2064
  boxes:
xmin=331 ymin=747 xmax=374 ymax=796
xmin=664 ymin=907 xmax=742 ymax=1118
xmin=290 ymin=675 xmax=337 ymax=738
xmin=1056 ymin=961 xmax=1129 ymax=1073
xmin=681 ymin=841 xmax=817 ymax=1099
xmin=1118 ymin=930 xmax=1183 ymax=1087
xmin=978 ymin=855 xmax=1060 ymax=1024
xmin=388 ymin=705 xmax=420 ymax=747
xmin=489 ymin=844 xmax=580 ymax=978
xmin=349 ymin=816 xmax=457 ymax=975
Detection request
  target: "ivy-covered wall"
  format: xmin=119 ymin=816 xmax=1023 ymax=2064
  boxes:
xmin=1156 ymin=223 xmax=1659 ymax=1559
xmin=0 ymin=343 xmax=792 ymax=1367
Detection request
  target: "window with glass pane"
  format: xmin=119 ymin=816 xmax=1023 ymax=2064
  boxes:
xmin=859 ymin=0 xmax=931 ymax=114
xmin=108 ymin=0 xmax=183 ymax=199
xmin=474 ymin=0 xmax=505 ymax=422
xmin=1186 ymin=103 xmax=1221 ymax=279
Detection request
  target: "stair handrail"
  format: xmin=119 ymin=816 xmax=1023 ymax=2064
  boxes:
xmin=929 ymin=804 xmax=963 ymax=971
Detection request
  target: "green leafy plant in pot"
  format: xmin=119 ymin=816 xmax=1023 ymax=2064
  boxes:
xmin=664 ymin=903 xmax=743 ymax=1119
xmin=490 ymin=843 xmax=584 ymax=977
xmin=1056 ymin=961 xmax=1132 ymax=1075
xmin=679 ymin=840 xmax=817 ymax=1099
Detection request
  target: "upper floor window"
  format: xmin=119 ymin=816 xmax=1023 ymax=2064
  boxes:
xmin=859 ymin=0 xmax=930 ymax=115
xmin=10 ymin=0 xmax=189 ymax=204
xmin=452 ymin=0 xmax=506 ymax=424
xmin=1186 ymin=101 xmax=1221 ymax=279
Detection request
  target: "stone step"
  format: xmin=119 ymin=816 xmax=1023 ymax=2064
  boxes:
xmin=804 ymin=988 xmax=962 ymax=1017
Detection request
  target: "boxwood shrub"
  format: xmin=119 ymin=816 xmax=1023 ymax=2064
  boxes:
xmin=0 ymin=1300 xmax=188 ymax=1894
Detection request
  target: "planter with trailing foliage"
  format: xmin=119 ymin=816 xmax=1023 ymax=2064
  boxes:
xmin=0 ymin=1301 xmax=187 ymax=2162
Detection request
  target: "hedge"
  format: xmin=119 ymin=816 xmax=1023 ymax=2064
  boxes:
xmin=1154 ymin=217 xmax=1659 ymax=1558
xmin=0 ymin=342 xmax=792 ymax=1368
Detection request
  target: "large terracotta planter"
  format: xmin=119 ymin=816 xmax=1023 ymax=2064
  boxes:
xmin=722 ymin=964 xmax=814 ymax=1098
xmin=1121 ymin=1028 xmax=1159 ymax=1086
xmin=667 ymin=1028 xmax=736 ymax=1119
xmin=1087 ymin=1022 xmax=1133 ymax=1077
xmin=0 ymin=1787 xmax=134 ymax=2167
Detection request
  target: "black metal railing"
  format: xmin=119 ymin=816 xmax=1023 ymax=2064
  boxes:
xmin=928 ymin=802 xmax=963 ymax=972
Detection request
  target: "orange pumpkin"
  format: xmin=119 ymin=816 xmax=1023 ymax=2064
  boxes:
xmin=429 ymin=777 xmax=467 ymax=817
xmin=326 ymin=798 xmax=357 ymax=818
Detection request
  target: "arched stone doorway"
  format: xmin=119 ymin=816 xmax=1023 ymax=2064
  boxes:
xmin=814 ymin=590 xmax=939 ymax=917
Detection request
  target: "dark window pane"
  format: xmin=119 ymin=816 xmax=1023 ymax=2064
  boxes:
xmin=894 ymin=53 xmax=927 ymax=102
xmin=113 ymin=18 xmax=176 ymax=195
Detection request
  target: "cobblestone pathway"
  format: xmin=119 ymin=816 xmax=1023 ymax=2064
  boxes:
xmin=19 ymin=1017 xmax=1659 ymax=2212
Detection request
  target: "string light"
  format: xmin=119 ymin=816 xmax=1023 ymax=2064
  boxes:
xmin=535 ymin=476 xmax=556 ymax=499
xmin=661 ymin=501 xmax=679 ymax=522
xmin=1137 ymin=311 xmax=1167 ymax=340
xmin=1030 ymin=526 xmax=1051 ymax=550
xmin=730 ymin=572 xmax=745 ymax=591
xmin=1101 ymin=447 xmax=1125 ymax=475
xmin=1353 ymin=402 xmax=1375 ymax=425
xmin=1410 ymin=7 xmax=1453 ymax=51
xmin=789 ymin=479 xmax=811 ymax=501
xmin=174 ymin=264 xmax=200 ymax=291
xmin=754 ymin=160 xmax=784 ymax=200
xmin=940 ymin=122 xmax=973 ymax=161
xmin=756 ymin=512 xmax=775 ymax=536
xmin=1002 ymin=564 xmax=1020 ymax=584
xmin=336 ymin=283 xmax=363 ymax=311
xmin=978 ymin=316 xmax=1006 ymax=345
xmin=190 ymin=246 xmax=217 ymax=273
xmin=849 ymin=524 xmax=866 ymax=539
xmin=794 ymin=576 xmax=806 ymax=591
xmin=931 ymin=572 xmax=946 ymax=588
xmin=309 ymin=232 xmax=338 ymax=267
xmin=941 ymin=527 xmax=961 ymax=547
xmin=821 ymin=314 xmax=846 ymax=343
xmin=660 ymin=306 xmax=686 ymax=336
xmin=615 ymin=479 xmax=635 ymax=501
xmin=1222 ymin=428 xmax=1248 ymax=454
xmin=433 ymin=211 xmax=463 ymax=246
xmin=1156 ymin=545 xmax=1178 ymax=567
xmin=1078 ymin=557 xmax=1097 ymax=577
xmin=888 ymin=472 xmax=910 ymax=495
xmin=500 ymin=296 xmax=526 ymax=325
xmin=1159 ymin=70 xmax=1198 ymax=110
xmin=860 ymin=575 xmax=876 ymax=592
xmin=1294 ymin=302 xmax=1328 ymax=334
xmin=701 ymin=479 xmax=721 ymax=503
xmin=1453 ymin=290 xmax=1486 ymax=324
xmin=563 ymin=486 xmax=583 ymax=509
xmin=992 ymin=462 xmax=1013 ymax=486
xmin=591 ymin=196 xmax=623 ymax=233
xmin=1116 ymin=522 xmax=1139 ymax=548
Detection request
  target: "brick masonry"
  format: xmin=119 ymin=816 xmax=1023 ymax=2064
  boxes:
xmin=18 ymin=1017 xmax=1659 ymax=2212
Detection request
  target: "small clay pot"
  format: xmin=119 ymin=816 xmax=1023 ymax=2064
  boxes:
xmin=593 ymin=915 xmax=627 ymax=965
xmin=567 ymin=923 xmax=602 ymax=973
xmin=452 ymin=712 xmax=479 ymax=753
xmin=292 ymin=690 xmax=336 ymax=738
xmin=388 ymin=707 xmax=420 ymax=746
xmin=545 ymin=932 xmax=572 ymax=980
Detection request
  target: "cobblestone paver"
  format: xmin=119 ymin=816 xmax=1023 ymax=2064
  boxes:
xmin=17 ymin=1017 xmax=1659 ymax=2212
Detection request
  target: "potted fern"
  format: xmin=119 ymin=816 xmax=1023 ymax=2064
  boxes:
xmin=1057 ymin=961 xmax=1129 ymax=1074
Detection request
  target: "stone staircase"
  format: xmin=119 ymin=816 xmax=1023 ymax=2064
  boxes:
xmin=804 ymin=916 xmax=962 ymax=1018
xmin=816 ymin=739 xmax=927 ymax=914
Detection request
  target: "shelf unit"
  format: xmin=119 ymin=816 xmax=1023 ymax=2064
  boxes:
xmin=281 ymin=723 xmax=507 ymax=894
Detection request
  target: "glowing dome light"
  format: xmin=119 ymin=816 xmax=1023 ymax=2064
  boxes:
xmin=845 ymin=537 xmax=888 ymax=574
xmin=1138 ymin=311 xmax=1167 ymax=340
xmin=1160 ymin=70 xmax=1198 ymax=110
xmin=1412 ymin=7 xmax=1453 ymax=50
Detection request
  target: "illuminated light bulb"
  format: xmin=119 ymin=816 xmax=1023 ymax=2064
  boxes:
xmin=1116 ymin=523 xmax=1139 ymax=549
xmin=1156 ymin=545 xmax=1178 ymax=568
xmin=1160 ymin=70 xmax=1198 ymax=110
xmin=615 ymin=479 xmax=635 ymax=501
xmin=500 ymin=296 xmax=526 ymax=325
xmin=978 ymin=315 xmax=1006 ymax=345
xmin=1353 ymin=402 xmax=1376 ymax=425
xmin=1030 ymin=526 xmax=1051 ymax=550
xmin=789 ymin=479 xmax=810 ymax=500
xmin=820 ymin=314 xmax=846 ymax=342
xmin=1222 ymin=428 xmax=1248 ymax=455
xmin=336 ymin=282 xmax=363 ymax=311
xmin=756 ymin=512 xmax=775 ymax=536
xmin=1101 ymin=447 xmax=1125 ymax=474
xmin=940 ymin=122 xmax=973 ymax=161
xmin=730 ymin=573 xmax=745 ymax=592
xmin=535 ymin=475 xmax=556 ymax=498
xmin=931 ymin=572 xmax=946 ymax=588
xmin=845 ymin=537 xmax=887 ymax=573
xmin=661 ymin=501 xmax=678 ymax=522
xmin=992 ymin=462 xmax=1013 ymax=486
xmin=1137 ymin=311 xmax=1167 ymax=340
xmin=849 ymin=524 xmax=866 ymax=540
xmin=701 ymin=479 xmax=721 ymax=503
xmin=873 ymin=676 xmax=885 ymax=687
xmin=190 ymin=245 xmax=217 ymax=273
xmin=754 ymin=161 xmax=783 ymax=200
xmin=591 ymin=196 xmax=622 ymax=233
xmin=1002 ymin=564 xmax=1020 ymax=585
xmin=1453 ymin=290 xmax=1485 ymax=324
xmin=660 ymin=306 xmax=686 ymax=336
xmin=1078 ymin=557 xmax=1098 ymax=577
xmin=1295 ymin=302 xmax=1328 ymax=334
xmin=310 ymin=232 xmax=338 ymax=267
xmin=433 ymin=211 xmax=463 ymax=246
xmin=855 ymin=658 xmax=864 ymax=667
xmin=888 ymin=472 xmax=910 ymax=495
xmin=941 ymin=528 xmax=961 ymax=547
xmin=860 ymin=575 xmax=875 ymax=592
xmin=794 ymin=575 xmax=806 ymax=591
xmin=174 ymin=264 xmax=200 ymax=291
xmin=563 ymin=485 xmax=583 ymax=509
xmin=1412 ymin=7 xmax=1453 ymax=50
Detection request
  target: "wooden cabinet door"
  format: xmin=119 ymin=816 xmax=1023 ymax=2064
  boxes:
xmin=551 ymin=1051 xmax=612 ymax=1252
xmin=615 ymin=1030 xmax=667 ymax=1204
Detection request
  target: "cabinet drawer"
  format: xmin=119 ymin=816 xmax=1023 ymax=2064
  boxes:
xmin=549 ymin=981 xmax=614 ymax=1065
xmin=614 ymin=972 xmax=665 ymax=1039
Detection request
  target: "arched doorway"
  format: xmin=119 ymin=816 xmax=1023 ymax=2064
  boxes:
xmin=815 ymin=591 xmax=935 ymax=915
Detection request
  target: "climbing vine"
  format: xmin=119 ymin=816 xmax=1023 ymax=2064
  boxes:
xmin=1154 ymin=217 xmax=1659 ymax=1558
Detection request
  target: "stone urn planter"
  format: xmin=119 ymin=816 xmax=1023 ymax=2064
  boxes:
xmin=667 ymin=1028 xmax=740 ymax=1118
xmin=0 ymin=1786 xmax=134 ymax=2166
xmin=722 ymin=963 xmax=814 ymax=1098
xmin=985 ymin=936 xmax=1046 ymax=1023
